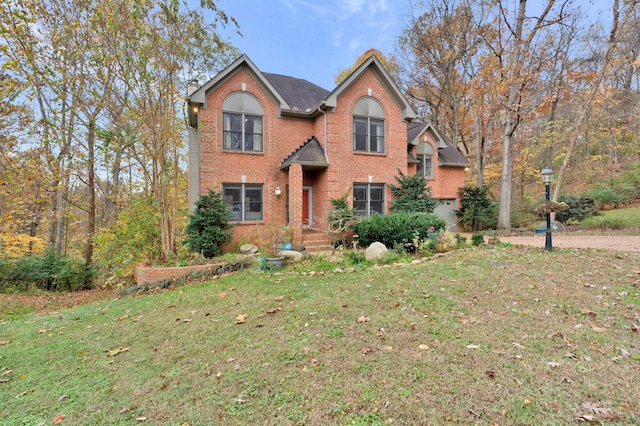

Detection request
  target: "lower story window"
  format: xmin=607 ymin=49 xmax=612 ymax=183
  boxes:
xmin=353 ymin=183 xmax=385 ymax=217
xmin=223 ymin=183 xmax=263 ymax=222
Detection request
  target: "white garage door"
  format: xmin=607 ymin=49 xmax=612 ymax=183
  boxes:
xmin=434 ymin=199 xmax=458 ymax=231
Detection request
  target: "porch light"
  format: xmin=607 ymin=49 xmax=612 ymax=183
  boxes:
xmin=274 ymin=186 xmax=282 ymax=196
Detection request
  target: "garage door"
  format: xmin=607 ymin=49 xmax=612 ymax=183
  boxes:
xmin=434 ymin=199 xmax=458 ymax=231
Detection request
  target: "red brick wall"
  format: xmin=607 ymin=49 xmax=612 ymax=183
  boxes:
xmin=197 ymin=64 xmax=463 ymax=250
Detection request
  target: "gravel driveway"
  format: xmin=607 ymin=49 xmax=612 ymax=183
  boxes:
xmin=496 ymin=234 xmax=639 ymax=252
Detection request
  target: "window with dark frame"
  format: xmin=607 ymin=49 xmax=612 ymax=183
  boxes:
xmin=353 ymin=97 xmax=385 ymax=154
xmin=417 ymin=154 xmax=433 ymax=179
xmin=222 ymin=183 xmax=263 ymax=222
xmin=353 ymin=183 xmax=385 ymax=217
xmin=223 ymin=112 xmax=263 ymax=152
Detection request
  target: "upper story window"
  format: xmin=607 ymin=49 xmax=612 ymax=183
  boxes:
xmin=353 ymin=97 xmax=385 ymax=153
xmin=222 ymin=92 xmax=264 ymax=152
xmin=416 ymin=142 xmax=434 ymax=179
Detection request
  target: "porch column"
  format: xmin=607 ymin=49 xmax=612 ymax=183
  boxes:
xmin=288 ymin=164 xmax=303 ymax=243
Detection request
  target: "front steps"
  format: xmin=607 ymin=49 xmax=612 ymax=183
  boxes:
xmin=301 ymin=230 xmax=333 ymax=254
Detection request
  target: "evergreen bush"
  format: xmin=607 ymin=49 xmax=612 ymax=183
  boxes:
xmin=555 ymin=194 xmax=599 ymax=223
xmin=455 ymin=186 xmax=498 ymax=231
xmin=184 ymin=189 xmax=234 ymax=258
xmin=388 ymin=169 xmax=438 ymax=213
xmin=355 ymin=212 xmax=446 ymax=249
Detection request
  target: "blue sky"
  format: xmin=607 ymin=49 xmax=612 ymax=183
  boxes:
xmin=216 ymin=0 xmax=403 ymax=90
xmin=214 ymin=0 xmax=612 ymax=91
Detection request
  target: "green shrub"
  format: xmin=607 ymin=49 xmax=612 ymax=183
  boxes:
xmin=0 ymin=249 xmax=94 ymax=293
xmin=555 ymin=194 xmax=599 ymax=223
xmin=388 ymin=169 xmax=438 ymax=213
xmin=583 ymin=184 xmax=626 ymax=210
xmin=511 ymin=196 xmax=539 ymax=228
xmin=455 ymin=186 xmax=498 ymax=231
xmin=471 ymin=233 xmax=484 ymax=246
xmin=454 ymin=233 xmax=467 ymax=246
xmin=582 ymin=216 xmax=625 ymax=230
xmin=184 ymin=189 xmax=234 ymax=258
xmin=94 ymin=196 xmax=162 ymax=281
xmin=355 ymin=212 xmax=446 ymax=249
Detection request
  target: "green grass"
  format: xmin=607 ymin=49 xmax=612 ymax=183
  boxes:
xmin=1 ymin=247 xmax=639 ymax=425
xmin=582 ymin=206 xmax=640 ymax=229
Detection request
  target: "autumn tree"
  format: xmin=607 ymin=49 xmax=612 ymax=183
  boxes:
xmin=334 ymin=48 xmax=400 ymax=85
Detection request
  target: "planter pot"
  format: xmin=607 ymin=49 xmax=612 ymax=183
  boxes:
xmin=265 ymin=256 xmax=284 ymax=269
xmin=434 ymin=243 xmax=450 ymax=253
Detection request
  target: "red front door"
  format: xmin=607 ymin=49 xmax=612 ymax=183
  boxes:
xmin=302 ymin=188 xmax=310 ymax=226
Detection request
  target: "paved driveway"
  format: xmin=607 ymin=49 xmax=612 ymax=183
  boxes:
xmin=496 ymin=234 xmax=639 ymax=252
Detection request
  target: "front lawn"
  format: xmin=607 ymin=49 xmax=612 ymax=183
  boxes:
xmin=1 ymin=246 xmax=639 ymax=425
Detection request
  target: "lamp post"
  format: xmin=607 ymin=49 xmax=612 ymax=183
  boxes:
xmin=541 ymin=168 xmax=554 ymax=251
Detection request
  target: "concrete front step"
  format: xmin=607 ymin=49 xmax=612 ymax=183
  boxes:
xmin=302 ymin=232 xmax=333 ymax=253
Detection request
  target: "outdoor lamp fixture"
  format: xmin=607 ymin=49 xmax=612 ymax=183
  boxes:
xmin=274 ymin=186 xmax=282 ymax=196
xmin=541 ymin=168 xmax=554 ymax=251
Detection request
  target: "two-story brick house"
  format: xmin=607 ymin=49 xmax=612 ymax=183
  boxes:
xmin=187 ymin=54 xmax=469 ymax=249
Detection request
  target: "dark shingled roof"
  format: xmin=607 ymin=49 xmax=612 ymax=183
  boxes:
xmin=437 ymin=144 xmax=469 ymax=167
xmin=407 ymin=121 xmax=425 ymax=143
xmin=262 ymin=72 xmax=330 ymax=112
xmin=280 ymin=136 xmax=329 ymax=170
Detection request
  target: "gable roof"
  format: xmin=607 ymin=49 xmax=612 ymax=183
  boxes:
xmin=325 ymin=55 xmax=417 ymax=122
xmin=408 ymin=121 xmax=470 ymax=168
xmin=280 ymin=136 xmax=330 ymax=171
xmin=187 ymin=54 xmax=417 ymax=125
xmin=262 ymin=72 xmax=330 ymax=112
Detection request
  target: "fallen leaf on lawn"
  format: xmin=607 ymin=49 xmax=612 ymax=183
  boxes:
xmin=620 ymin=404 xmax=637 ymax=411
xmin=564 ymin=352 xmax=578 ymax=359
xmin=547 ymin=361 xmax=561 ymax=368
xmin=588 ymin=346 xmax=607 ymax=355
xmin=235 ymin=314 xmax=248 ymax=324
xmin=266 ymin=307 xmax=281 ymax=314
xmin=1 ymin=369 xmax=12 ymax=376
xmin=548 ymin=400 xmax=562 ymax=411
xmin=619 ymin=348 xmax=630 ymax=357
xmin=274 ymin=296 xmax=284 ymax=301
xmin=53 ymin=414 xmax=66 ymax=424
xmin=136 ymin=416 xmax=147 ymax=421
xmin=118 ymin=315 xmax=129 ymax=321
xmin=356 ymin=315 xmax=370 ymax=323
xmin=418 ymin=344 xmax=429 ymax=350
xmin=106 ymin=347 xmax=130 ymax=357
xmin=512 ymin=342 xmax=525 ymax=349
xmin=485 ymin=370 xmax=495 ymax=379
xmin=582 ymin=402 xmax=616 ymax=417
xmin=577 ymin=414 xmax=598 ymax=422
xmin=361 ymin=347 xmax=372 ymax=355
xmin=590 ymin=325 xmax=607 ymax=333
xmin=466 ymin=344 xmax=479 ymax=349
xmin=0 ymin=341 xmax=10 ymax=345
xmin=183 ymin=319 xmax=192 ymax=323
xmin=218 ymin=292 xmax=226 ymax=298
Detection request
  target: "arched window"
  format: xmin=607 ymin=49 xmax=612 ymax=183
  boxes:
xmin=353 ymin=97 xmax=385 ymax=153
xmin=222 ymin=92 xmax=264 ymax=152
xmin=416 ymin=142 xmax=434 ymax=178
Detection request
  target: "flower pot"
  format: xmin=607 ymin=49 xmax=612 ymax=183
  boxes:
xmin=434 ymin=243 xmax=450 ymax=253
xmin=265 ymin=256 xmax=284 ymax=269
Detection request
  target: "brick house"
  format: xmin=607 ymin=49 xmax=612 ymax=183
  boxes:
xmin=186 ymin=54 xmax=469 ymax=250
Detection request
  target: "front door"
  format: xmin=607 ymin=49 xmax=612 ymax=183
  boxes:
xmin=302 ymin=186 xmax=312 ymax=227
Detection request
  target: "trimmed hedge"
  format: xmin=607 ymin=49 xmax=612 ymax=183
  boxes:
xmin=355 ymin=212 xmax=446 ymax=249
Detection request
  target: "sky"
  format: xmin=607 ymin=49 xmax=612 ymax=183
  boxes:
xmin=213 ymin=0 xmax=613 ymax=91
xmin=215 ymin=0 xmax=404 ymax=90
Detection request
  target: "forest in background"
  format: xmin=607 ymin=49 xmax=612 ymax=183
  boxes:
xmin=0 ymin=0 xmax=639 ymax=286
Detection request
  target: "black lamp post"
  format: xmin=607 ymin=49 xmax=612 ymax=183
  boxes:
xmin=541 ymin=168 xmax=554 ymax=251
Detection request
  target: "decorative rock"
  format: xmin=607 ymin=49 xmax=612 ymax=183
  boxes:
xmin=280 ymin=250 xmax=303 ymax=263
xmin=240 ymin=244 xmax=258 ymax=254
xmin=329 ymin=255 xmax=344 ymax=263
xmin=365 ymin=242 xmax=388 ymax=260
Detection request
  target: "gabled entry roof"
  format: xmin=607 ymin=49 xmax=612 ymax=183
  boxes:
xmin=280 ymin=136 xmax=329 ymax=171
